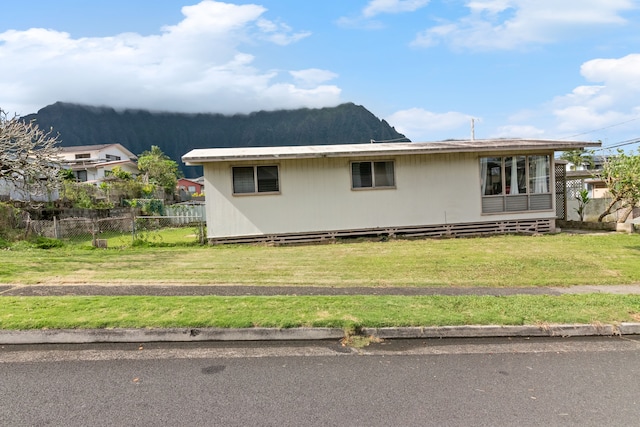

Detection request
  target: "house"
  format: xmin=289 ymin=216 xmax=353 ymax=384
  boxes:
xmin=562 ymin=155 xmax=612 ymax=199
xmin=177 ymin=177 xmax=204 ymax=195
xmin=59 ymin=144 xmax=138 ymax=183
xmin=561 ymin=156 xmax=639 ymax=222
xmin=182 ymin=139 xmax=600 ymax=244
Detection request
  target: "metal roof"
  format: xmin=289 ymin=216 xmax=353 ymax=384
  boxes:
xmin=59 ymin=143 xmax=138 ymax=159
xmin=182 ymin=139 xmax=601 ymax=164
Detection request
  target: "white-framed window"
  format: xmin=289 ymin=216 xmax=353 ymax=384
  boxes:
xmin=351 ymin=161 xmax=395 ymax=189
xmin=232 ymin=165 xmax=279 ymax=194
xmin=480 ymin=155 xmax=551 ymax=213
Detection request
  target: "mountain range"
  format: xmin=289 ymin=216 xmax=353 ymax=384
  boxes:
xmin=22 ymin=102 xmax=408 ymax=178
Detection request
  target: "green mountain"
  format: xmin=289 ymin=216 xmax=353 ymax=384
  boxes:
xmin=22 ymin=102 xmax=408 ymax=178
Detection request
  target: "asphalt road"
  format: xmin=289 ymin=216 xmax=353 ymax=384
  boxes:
xmin=1 ymin=337 xmax=640 ymax=426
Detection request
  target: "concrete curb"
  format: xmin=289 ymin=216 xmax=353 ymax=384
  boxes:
xmin=362 ymin=324 xmax=626 ymax=339
xmin=0 ymin=327 xmax=346 ymax=345
xmin=1 ymin=323 xmax=640 ymax=345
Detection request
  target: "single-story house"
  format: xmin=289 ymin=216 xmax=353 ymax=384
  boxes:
xmin=59 ymin=143 xmax=138 ymax=183
xmin=182 ymin=139 xmax=601 ymax=244
xmin=177 ymin=177 xmax=204 ymax=195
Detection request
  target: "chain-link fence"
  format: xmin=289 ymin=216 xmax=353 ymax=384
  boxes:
xmin=133 ymin=215 xmax=205 ymax=245
xmin=26 ymin=214 xmax=204 ymax=246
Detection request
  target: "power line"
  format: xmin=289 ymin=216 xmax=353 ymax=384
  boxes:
xmin=558 ymin=116 xmax=640 ymax=140
xmin=599 ymin=137 xmax=640 ymax=150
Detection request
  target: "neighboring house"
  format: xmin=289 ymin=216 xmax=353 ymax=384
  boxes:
xmin=59 ymin=144 xmax=138 ymax=184
xmin=562 ymin=155 xmax=610 ymax=199
xmin=183 ymin=139 xmax=600 ymax=244
xmin=177 ymin=177 xmax=204 ymax=195
xmin=562 ymin=156 xmax=639 ymax=222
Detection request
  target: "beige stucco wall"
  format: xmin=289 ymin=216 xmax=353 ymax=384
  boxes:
xmin=202 ymin=152 xmax=557 ymax=238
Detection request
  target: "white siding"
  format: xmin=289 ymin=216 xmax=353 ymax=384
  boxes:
xmin=203 ymin=152 xmax=556 ymax=239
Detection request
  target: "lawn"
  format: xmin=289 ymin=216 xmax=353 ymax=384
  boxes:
xmin=2 ymin=294 xmax=640 ymax=330
xmin=2 ymin=233 xmax=640 ymax=330
xmin=1 ymin=233 xmax=639 ymax=287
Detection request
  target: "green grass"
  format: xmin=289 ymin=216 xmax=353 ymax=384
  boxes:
xmin=1 ymin=294 xmax=639 ymax=330
xmin=2 ymin=233 xmax=640 ymax=330
xmin=61 ymin=226 xmax=202 ymax=248
xmin=1 ymin=233 xmax=640 ymax=287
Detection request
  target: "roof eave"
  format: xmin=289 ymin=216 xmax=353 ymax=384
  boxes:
xmin=183 ymin=141 xmax=601 ymax=165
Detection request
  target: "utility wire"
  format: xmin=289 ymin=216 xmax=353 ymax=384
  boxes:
xmin=599 ymin=137 xmax=640 ymax=150
xmin=558 ymin=116 xmax=640 ymax=140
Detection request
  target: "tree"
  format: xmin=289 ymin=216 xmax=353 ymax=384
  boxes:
xmin=0 ymin=109 xmax=62 ymax=205
xmin=109 ymin=165 xmax=133 ymax=181
xmin=137 ymin=145 xmax=181 ymax=196
xmin=559 ymin=149 xmax=594 ymax=171
xmin=597 ymin=149 xmax=640 ymax=222
xmin=574 ymin=189 xmax=590 ymax=222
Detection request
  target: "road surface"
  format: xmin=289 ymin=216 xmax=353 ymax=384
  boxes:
xmin=1 ymin=337 xmax=639 ymax=426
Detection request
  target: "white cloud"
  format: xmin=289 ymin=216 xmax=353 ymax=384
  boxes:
xmin=0 ymin=0 xmax=335 ymax=116
xmin=551 ymin=53 xmax=640 ymax=134
xmin=412 ymin=0 xmax=636 ymax=50
xmin=389 ymin=53 xmax=640 ymax=143
xmin=337 ymin=0 xmax=430 ymax=30
xmin=363 ymin=0 xmax=431 ymax=18
xmin=386 ymin=108 xmax=473 ymax=141
xmin=290 ymin=69 xmax=339 ymax=88
xmin=491 ymin=124 xmax=545 ymax=139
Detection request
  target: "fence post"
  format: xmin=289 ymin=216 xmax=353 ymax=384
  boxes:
xmin=131 ymin=210 xmax=136 ymax=244
xmin=92 ymin=219 xmax=98 ymax=247
xmin=23 ymin=212 xmax=32 ymax=240
xmin=54 ymin=216 xmax=60 ymax=239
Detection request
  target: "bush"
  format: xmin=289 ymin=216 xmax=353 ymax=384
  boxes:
xmin=0 ymin=202 xmax=22 ymax=241
xmin=32 ymin=236 xmax=65 ymax=249
xmin=0 ymin=237 xmax=11 ymax=249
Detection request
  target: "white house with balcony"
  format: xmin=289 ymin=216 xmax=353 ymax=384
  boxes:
xmin=59 ymin=143 xmax=138 ymax=183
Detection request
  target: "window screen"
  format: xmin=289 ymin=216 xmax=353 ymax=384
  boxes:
xmin=257 ymin=166 xmax=279 ymax=192
xmin=352 ymin=161 xmax=394 ymax=188
xmin=233 ymin=167 xmax=256 ymax=194
xmin=233 ymin=166 xmax=279 ymax=194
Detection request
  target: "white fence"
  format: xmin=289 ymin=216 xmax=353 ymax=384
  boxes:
xmin=165 ymin=205 xmax=206 ymax=225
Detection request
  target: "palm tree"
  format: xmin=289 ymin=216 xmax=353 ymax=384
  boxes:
xmin=559 ymin=149 xmax=594 ymax=171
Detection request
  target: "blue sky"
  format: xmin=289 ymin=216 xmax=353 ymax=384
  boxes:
xmin=1 ymin=0 xmax=640 ymax=150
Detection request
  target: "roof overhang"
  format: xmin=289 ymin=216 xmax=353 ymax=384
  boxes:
xmin=182 ymin=139 xmax=601 ymax=165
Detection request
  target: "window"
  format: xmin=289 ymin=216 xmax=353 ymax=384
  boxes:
xmin=75 ymin=153 xmax=90 ymax=159
xmin=352 ymin=161 xmax=395 ymax=189
xmin=105 ymin=154 xmax=121 ymax=162
xmin=75 ymin=170 xmax=88 ymax=182
xmin=233 ymin=165 xmax=279 ymax=194
xmin=480 ymin=155 xmax=551 ymax=213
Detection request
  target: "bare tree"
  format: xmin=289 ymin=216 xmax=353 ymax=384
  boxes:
xmin=0 ymin=109 xmax=62 ymax=206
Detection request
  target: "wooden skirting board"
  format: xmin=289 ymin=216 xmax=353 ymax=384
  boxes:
xmin=208 ymin=218 xmax=554 ymax=245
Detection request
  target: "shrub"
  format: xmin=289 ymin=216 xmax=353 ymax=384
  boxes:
xmin=0 ymin=202 xmax=22 ymax=241
xmin=33 ymin=236 xmax=65 ymax=249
